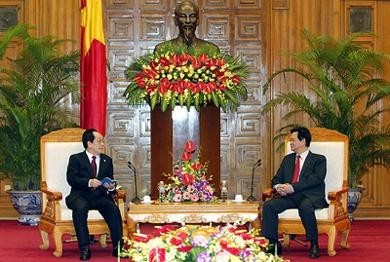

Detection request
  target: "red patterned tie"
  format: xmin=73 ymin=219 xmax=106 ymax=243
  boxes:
xmin=91 ymin=156 xmax=97 ymax=177
xmin=291 ymin=155 xmax=301 ymax=183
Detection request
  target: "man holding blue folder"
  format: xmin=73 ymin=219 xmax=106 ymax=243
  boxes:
xmin=65 ymin=128 xmax=124 ymax=260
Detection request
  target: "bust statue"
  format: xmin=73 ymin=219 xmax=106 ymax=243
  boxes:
xmin=154 ymin=0 xmax=220 ymax=54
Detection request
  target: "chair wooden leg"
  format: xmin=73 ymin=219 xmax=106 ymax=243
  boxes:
xmin=282 ymin=234 xmax=290 ymax=247
xmin=52 ymin=227 xmax=63 ymax=257
xmin=340 ymin=221 xmax=351 ymax=249
xmin=99 ymin=234 xmax=108 ymax=248
xmin=39 ymin=229 xmax=50 ymax=250
xmin=327 ymin=226 xmax=337 ymax=256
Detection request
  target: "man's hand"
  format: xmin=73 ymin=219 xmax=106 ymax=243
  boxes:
xmin=90 ymin=178 xmax=102 ymax=188
xmin=103 ymin=182 xmax=116 ymax=190
xmin=276 ymin=183 xmax=295 ymax=196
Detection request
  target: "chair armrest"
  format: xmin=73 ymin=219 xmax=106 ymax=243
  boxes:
xmin=327 ymin=186 xmax=349 ymax=219
xmin=41 ymin=181 xmax=63 ymax=201
xmin=41 ymin=181 xmax=63 ymax=220
xmin=115 ymin=189 xmax=126 ymax=201
xmin=262 ymin=188 xmax=274 ymax=201
xmin=328 ymin=187 xmax=348 ymax=202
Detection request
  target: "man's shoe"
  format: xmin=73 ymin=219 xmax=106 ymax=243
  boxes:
xmin=309 ymin=241 xmax=320 ymax=259
xmin=80 ymin=246 xmax=91 ymax=261
xmin=265 ymin=241 xmax=282 ymax=256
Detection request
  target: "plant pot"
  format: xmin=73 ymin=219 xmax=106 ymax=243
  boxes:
xmin=7 ymin=190 xmax=41 ymax=226
xmin=347 ymin=187 xmax=363 ymax=221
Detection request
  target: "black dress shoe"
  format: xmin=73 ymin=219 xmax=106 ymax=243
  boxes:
xmin=309 ymin=241 xmax=320 ymax=259
xmin=265 ymin=241 xmax=282 ymax=256
xmin=80 ymin=246 xmax=91 ymax=261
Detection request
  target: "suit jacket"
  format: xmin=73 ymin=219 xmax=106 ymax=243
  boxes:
xmin=272 ymin=151 xmax=328 ymax=209
xmin=65 ymin=151 xmax=114 ymax=208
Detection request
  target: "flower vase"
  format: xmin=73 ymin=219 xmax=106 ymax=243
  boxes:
xmin=347 ymin=187 xmax=363 ymax=221
xmin=7 ymin=190 xmax=41 ymax=226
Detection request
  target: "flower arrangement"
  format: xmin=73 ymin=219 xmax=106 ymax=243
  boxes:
xmin=121 ymin=224 xmax=284 ymax=262
xmin=162 ymin=140 xmax=215 ymax=203
xmin=124 ymin=46 xmax=249 ymax=112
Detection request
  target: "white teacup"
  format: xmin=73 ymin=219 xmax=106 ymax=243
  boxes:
xmin=234 ymin=194 xmax=243 ymax=202
xmin=143 ymin=195 xmax=151 ymax=203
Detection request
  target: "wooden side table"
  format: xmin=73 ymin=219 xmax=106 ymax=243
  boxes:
xmin=126 ymin=200 xmax=260 ymax=237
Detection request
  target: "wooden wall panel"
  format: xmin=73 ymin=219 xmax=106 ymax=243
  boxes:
xmin=24 ymin=0 xmax=80 ymax=52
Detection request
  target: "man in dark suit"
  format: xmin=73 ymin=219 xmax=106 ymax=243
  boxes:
xmin=65 ymin=128 xmax=124 ymax=260
xmin=261 ymin=126 xmax=327 ymax=259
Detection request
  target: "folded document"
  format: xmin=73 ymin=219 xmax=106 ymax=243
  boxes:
xmin=101 ymin=177 xmax=117 ymax=185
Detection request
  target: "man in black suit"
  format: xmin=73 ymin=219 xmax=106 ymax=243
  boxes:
xmin=65 ymin=128 xmax=124 ymax=260
xmin=261 ymin=126 xmax=327 ymax=259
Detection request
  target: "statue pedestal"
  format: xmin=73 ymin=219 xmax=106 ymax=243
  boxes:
xmin=150 ymin=105 xmax=220 ymax=198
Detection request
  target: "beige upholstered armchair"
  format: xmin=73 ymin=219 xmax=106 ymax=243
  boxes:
xmin=38 ymin=128 xmax=126 ymax=257
xmin=262 ymin=127 xmax=350 ymax=256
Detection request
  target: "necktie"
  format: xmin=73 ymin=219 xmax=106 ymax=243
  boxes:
xmin=91 ymin=156 xmax=97 ymax=177
xmin=291 ymin=155 xmax=301 ymax=183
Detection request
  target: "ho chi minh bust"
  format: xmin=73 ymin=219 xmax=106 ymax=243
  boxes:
xmin=154 ymin=0 xmax=220 ymax=55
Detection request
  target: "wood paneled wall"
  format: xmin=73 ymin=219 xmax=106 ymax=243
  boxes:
xmin=0 ymin=0 xmax=389 ymax=218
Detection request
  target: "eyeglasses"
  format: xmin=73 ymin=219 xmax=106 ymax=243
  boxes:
xmin=93 ymin=138 xmax=105 ymax=144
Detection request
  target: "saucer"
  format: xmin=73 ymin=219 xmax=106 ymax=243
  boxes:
xmin=232 ymin=199 xmax=245 ymax=203
xmin=141 ymin=200 xmax=153 ymax=204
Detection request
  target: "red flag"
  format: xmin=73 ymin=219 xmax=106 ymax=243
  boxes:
xmin=80 ymin=0 xmax=107 ymax=135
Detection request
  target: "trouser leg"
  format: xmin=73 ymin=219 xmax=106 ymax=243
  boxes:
xmin=95 ymin=197 xmax=123 ymax=247
xmin=261 ymin=197 xmax=296 ymax=242
xmin=70 ymin=198 xmax=91 ymax=249
xmin=298 ymin=198 xmax=318 ymax=242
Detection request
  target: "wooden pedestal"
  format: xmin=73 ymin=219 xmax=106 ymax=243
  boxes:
xmin=150 ymin=105 xmax=220 ymax=198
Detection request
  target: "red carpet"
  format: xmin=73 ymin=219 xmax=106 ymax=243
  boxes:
xmin=0 ymin=220 xmax=389 ymax=261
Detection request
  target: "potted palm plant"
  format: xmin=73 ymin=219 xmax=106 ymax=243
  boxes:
xmin=0 ymin=24 xmax=79 ymax=225
xmin=262 ymin=30 xmax=390 ymax=218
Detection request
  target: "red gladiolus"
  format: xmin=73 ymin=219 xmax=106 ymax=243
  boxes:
xmin=231 ymin=75 xmax=240 ymax=84
xmin=134 ymin=74 xmax=146 ymax=88
xmin=158 ymin=56 xmax=170 ymax=67
xmin=181 ymin=151 xmax=192 ymax=162
xmin=170 ymin=236 xmax=184 ymax=246
xmin=184 ymin=140 xmax=196 ymax=153
xmin=153 ymin=224 xmax=177 ymax=236
xmin=254 ymin=237 xmax=268 ymax=246
xmin=216 ymin=58 xmax=225 ymax=67
xmin=178 ymin=245 xmax=192 ymax=252
xmin=149 ymin=248 xmax=166 ymax=262
xmin=226 ymin=246 xmax=241 ymax=256
xmin=132 ymin=233 xmax=150 ymax=243
xmin=219 ymin=239 xmax=228 ymax=249
xmin=182 ymin=173 xmax=194 ymax=186
xmin=191 ymin=162 xmax=203 ymax=170
xmin=199 ymin=53 xmax=209 ymax=64
xmin=177 ymin=231 xmax=188 ymax=240
xmin=158 ymin=78 xmax=171 ymax=94
xmin=239 ymin=233 xmax=253 ymax=241
xmin=191 ymin=57 xmax=201 ymax=69
xmin=171 ymin=53 xmax=181 ymax=66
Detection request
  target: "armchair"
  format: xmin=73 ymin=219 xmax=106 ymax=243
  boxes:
xmin=38 ymin=128 xmax=126 ymax=257
xmin=262 ymin=127 xmax=350 ymax=256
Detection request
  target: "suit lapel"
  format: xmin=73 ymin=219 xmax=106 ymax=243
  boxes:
xmin=300 ymin=151 xmax=313 ymax=177
xmin=82 ymin=151 xmax=95 ymax=178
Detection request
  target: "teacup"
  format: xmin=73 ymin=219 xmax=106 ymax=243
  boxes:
xmin=234 ymin=194 xmax=243 ymax=201
xmin=143 ymin=195 xmax=151 ymax=203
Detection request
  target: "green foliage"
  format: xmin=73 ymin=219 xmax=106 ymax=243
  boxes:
xmin=262 ymin=30 xmax=390 ymax=188
xmin=0 ymin=24 xmax=79 ymax=191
